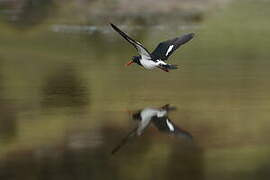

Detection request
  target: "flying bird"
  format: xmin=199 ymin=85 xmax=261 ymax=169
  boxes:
xmin=110 ymin=23 xmax=194 ymax=72
xmin=111 ymin=104 xmax=192 ymax=154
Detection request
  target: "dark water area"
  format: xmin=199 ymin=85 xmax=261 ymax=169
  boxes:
xmin=0 ymin=0 xmax=270 ymax=180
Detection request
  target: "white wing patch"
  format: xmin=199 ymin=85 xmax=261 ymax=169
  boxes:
xmin=156 ymin=59 xmax=166 ymax=65
xmin=166 ymin=45 xmax=174 ymax=56
xmin=166 ymin=119 xmax=174 ymax=131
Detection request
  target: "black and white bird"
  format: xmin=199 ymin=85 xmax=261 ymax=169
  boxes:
xmin=111 ymin=104 xmax=192 ymax=154
xmin=110 ymin=23 xmax=194 ymax=72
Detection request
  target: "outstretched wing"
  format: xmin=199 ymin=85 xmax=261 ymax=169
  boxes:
xmin=110 ymin=23 xmax=151 ymax=60
xmin=151 ymin=33 xmax=194 ymax=61
xmin=111 ymin=127 xmax=137 ymax=155
xmin=151 ymin=116 xmax=193 ymax=139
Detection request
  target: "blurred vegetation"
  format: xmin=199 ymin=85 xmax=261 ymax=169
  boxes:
xmin=0 ymin=0 xmax=230 ymax=27
xmin=0 ymin=0 xmax=55 ymax=29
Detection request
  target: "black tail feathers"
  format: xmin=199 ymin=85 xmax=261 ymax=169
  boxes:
xmin=162 ymin=64 xmax=178 ymax=70
xmin=167 ymin=64 xmax=178 ymax=69
xmin=159 ymin=64 xmax=178 ymax=72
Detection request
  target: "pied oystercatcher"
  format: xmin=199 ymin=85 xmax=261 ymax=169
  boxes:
xmin=110 ymin=23 xmax=194 ymax=72
xmin=111 ymin=104 xmax=192 ymax=154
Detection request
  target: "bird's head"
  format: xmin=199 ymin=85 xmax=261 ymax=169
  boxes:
xmin=125 ymin=56 xmax=140 ymax=66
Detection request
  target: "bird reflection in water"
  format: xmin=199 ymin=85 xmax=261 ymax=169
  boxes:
xmin=112 ymin=104 xmax=192 ymax=154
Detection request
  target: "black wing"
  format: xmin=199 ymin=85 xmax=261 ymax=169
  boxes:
xmin=151 ymin=33 xmax=194 ymax=61
xmin=151 ymin=116 xmax=193 ymax=139
xmin=110 ymin=23 xmax=151 ymax=60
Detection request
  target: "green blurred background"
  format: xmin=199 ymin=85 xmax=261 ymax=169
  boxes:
xmin=0 ymin=0 xmax=270 ymax=179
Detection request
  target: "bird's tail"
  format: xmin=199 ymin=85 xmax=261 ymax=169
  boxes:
xmin=167 ymin=64 xmax=178 ymax=70
xmin=158 ymin=64 xmax=178 ymax=72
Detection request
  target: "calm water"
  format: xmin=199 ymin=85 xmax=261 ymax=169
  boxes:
xmin=0 ymin=1 xmax=270 ymax=180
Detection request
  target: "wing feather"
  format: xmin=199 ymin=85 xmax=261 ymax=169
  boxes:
xmin=151 ymin=117 xmax=193 ymax=139
xmin=151 ymin=33 xmax=194 ymax=61
xmin=110 ymin=23 xmax=151 ymax=60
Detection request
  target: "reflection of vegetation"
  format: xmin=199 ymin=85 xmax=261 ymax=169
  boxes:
xmin=0 ymin=0 xmax=55 ymax=29
xmin=0 ymin=107 xmax=17 ymax=143
xmin=42 ymin=66 xmax=89 ymax=108
xmin=0 ymin=59 xmax=17 ymax=143
xmin=166 ymin=142 xmax=204 ymax=180
xmin=0 ymin=125 xmax=203 ymax=180
xmin=255 ymin=158 xmax=270 ymax=180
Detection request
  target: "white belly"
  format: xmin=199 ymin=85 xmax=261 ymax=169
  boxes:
xmin=140 ymin=59 xmax=157 ymax=69
xmin=140 ymin=58 xmax=167 ymax=69
xmin=137 ymin=108 xmax=167 ymax=135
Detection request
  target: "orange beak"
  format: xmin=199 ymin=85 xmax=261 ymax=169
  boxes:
xmin=125 ymin=60 xmax=134 ymax=66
